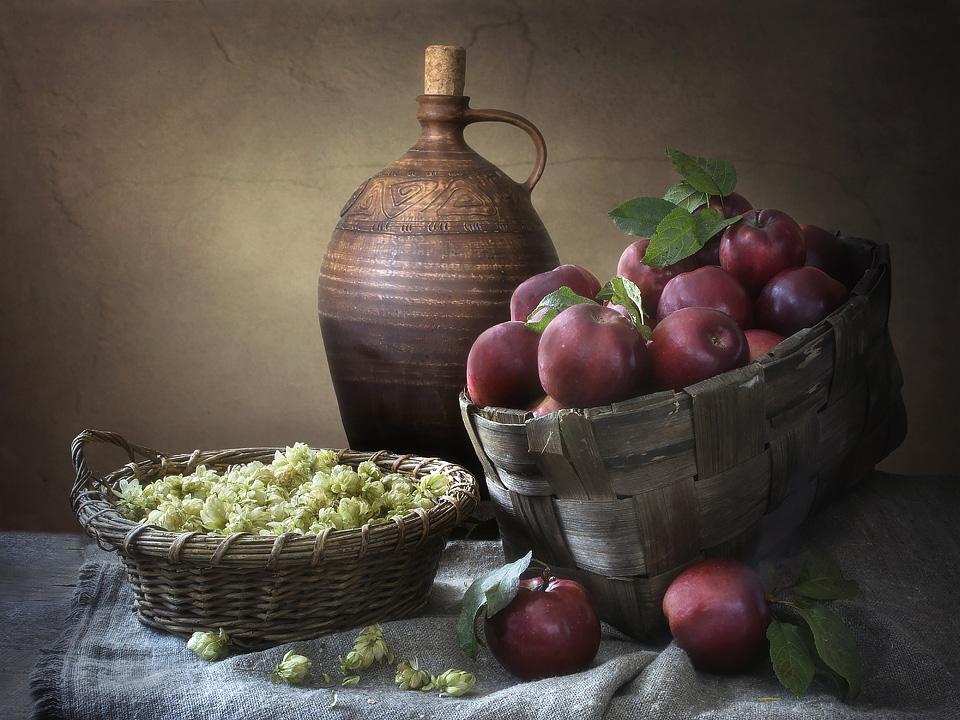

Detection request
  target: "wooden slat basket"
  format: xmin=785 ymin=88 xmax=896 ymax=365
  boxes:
xmin=460 ymin=236 xmax=906 ymax=641
xmin=70 ymin=430 xmax=480 ymax=650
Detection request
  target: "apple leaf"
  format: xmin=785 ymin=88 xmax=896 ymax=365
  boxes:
xmin=641 ymin=206 xmax=741 ymax=269
xmin=799 ymin=604 xmax=862 ymax=701
xmin=524 ymin=286 xmax=598 ymax=334
xmin=457 ymin=551 xmax=533 ymax=660
xmin=767 ymin=619 xmax=816 ymax=699
xmin=595 ymin=276 xmax=652 ymax=339
xmin=793 ymin=548 xmax=860 ymax=601
xmin=608 ymin=196 xmax=677 ymax=238
xmin=666 ymin=147 xmax=737 ymax=197
xmin=663 ymin=180 xmax=709 ymax=212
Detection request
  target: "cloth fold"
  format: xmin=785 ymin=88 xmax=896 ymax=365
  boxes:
xmin=30 ymin=473 xmax=960 ymax=719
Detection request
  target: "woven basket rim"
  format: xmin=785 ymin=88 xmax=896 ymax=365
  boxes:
xmin=71 ymin=431 xmax=481 ymax=568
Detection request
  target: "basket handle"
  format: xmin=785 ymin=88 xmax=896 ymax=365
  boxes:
xmin=70 ymin=429 xmax=164 ymax=510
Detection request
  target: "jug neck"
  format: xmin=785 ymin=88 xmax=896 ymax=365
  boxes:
xmin=412 ymin=94 xmax=472 ymax=151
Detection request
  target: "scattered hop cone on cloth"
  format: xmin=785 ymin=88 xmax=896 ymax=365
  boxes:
xmin=271 ymin=650 xmax=312 ymax=685
xmin=395 ymin=658 xmax=435 ymax=691
xmin=434 ymin=669 xmax=476 ymax=697
xmin=187 ymin=628 xmax=231 ymax=661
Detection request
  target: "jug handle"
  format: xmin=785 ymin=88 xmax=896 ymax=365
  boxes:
xmin=462 ymin=108 xmax=547 ymax=193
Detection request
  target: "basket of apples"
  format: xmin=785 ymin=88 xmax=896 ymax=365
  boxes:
xmin=459 ymin=148 xmax=906 ymax=641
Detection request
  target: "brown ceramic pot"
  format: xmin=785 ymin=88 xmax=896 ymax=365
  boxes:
xmin=318 ymin=92 xmax=559 ymax=478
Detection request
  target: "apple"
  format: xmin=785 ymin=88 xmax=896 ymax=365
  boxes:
xmin=754 ymin=266 xmax=849 ymax=338
xmin=538 ymin=303 xmax=650 ymax=408
xmin=719 ymin=209 xmax=806 ymax=295
xmin=617 ymin=238 xmax=700 ymax=326
xmin=657 ymin=265 xmax=754 ymax=331
xmin=649 ymin=307 xmax=749 ymax=392
xmin=484 ymin=570 xmax=601 ymax=681
xmin=510 ymin=264 xmax=603 ymax=322
xmin=467 ymin=321 xmax=543 ymax=409
xmin=800 ymin=223 xmax=857 ymax=289
xmin=662 ymin=558 xmax=771 ymax=675
xmin=529 ymin=394 xmax=567 ymax=417
xmin=693 ymin=191 xmax=754 ymax=266
xmin=744 ymin=328 xmax=786 ymax=361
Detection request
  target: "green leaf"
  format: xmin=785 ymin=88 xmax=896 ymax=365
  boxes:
xmin=596 ymin=276 xmax=652 ymax=337
xmin=608 ymin=196 xmax=677 ymax=238
xmin=666 ymin=147 xmax=737 ymax=197
xmin=767 ymin=619 xmax=816 ymax=699
xmin=663 ymin=180 xmax=709 ymax=212
xmin=524 ymin=287 xmax=597 ymax=334
xmin=799 ymin=604 xmax=862 ymax=701
xmin=695 ymin=207 xmax=742 ymax=245
xmin=794 ymin=548 xmax=860 ymax=601
xmin=643 ymin=206 xmax=699 ymax=267
xmin=457 ymin=552 xmax=533 ymax=660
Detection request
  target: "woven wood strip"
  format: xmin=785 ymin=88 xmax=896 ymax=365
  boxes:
xmin=526 ymin=410 xmax=616 ymax=501
xmin=631 ymin=478 xmax=700 ymax=576
xmin=607 ymin=451 xmax=698 ymax=496
xmin=589 ymin=391 xmax=695 ymax=459
xmin=695 ymin=450 xmax=771 ymax=547
xmin=766 ymin=413 xmax=821 ymax=509
xmin=827 ymin=295 xmax=870 ymax=405
xmin=688 ymin=364 xmax=765 ymax=477
xmin=553 ymin=497 xmax=646 ymax=576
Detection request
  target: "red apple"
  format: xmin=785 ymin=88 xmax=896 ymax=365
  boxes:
xmin=510 ymin=264 xmax=603 ymax=322
xmin=529 ymin=395 xmax=567 ymax=417
xmin=538 ymin=303 xmax=651 ymax=408
xmin=693 ymin=191 xmax=754 ymax=266
xmin=719 ymin=209 xmax=806 ymax=295
xmin=649 ymin=307 xmax=749 ymax=392
xmin=617 ymin=238 xmax=700 ymax=326
xmin=744 ymin=328 xmax=786 ymax=361
xmin=754 ymin=266 xmax=849 ymax=338
xmin=467 ymin=321 xmax=543 ymax=409
xmin=657 ymin=265 xmax=754 ymax=331
xmin=800 ymin=223 xmax=857 ymax=288
xmin=484 ymin=570 xmax=601 ymax=681
xmin=662 ymin=558 xmax=771 ymax=675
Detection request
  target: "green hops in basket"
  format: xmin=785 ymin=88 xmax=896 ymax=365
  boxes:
xmin=110 ymin=443 xmax=452 ymax=536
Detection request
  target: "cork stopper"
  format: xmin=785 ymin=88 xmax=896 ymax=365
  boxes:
xmin=424 ymin=45 xmax=466 ymax=95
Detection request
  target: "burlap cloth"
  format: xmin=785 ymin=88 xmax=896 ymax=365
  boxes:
xmin=30 ymin=472 xmax=959 ymax=719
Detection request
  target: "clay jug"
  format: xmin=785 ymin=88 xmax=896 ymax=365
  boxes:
xmin=317 ymin=46 xmax=559 ymax=477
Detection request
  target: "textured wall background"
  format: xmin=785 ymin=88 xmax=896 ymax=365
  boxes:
xmin=2 ymin=1 xmax=958 ymax=532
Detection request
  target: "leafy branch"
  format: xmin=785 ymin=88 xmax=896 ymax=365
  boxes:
xmin=608 ymin=147 xmax=742 ymax=268
xmin=763 ymin=548 xmax=862 ymax=702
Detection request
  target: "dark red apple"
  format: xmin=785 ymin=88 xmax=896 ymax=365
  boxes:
xmin=649 ymin=307 xmax=749 ymax=392
xmin=538 ymin=303 xmax=650 ymax=408
xmin=529 ymin=395 xmax=567 ymax=417
xmin=617 ymin=238 xmax=700 ymax=326
xmin=662 ymin=558 xmax=771 ymax=675
xmin=484 ymin=570 xmax=601 ymax=681
xmin=467 ymin=321 xmax=543 ymax=409
xmin=510 ymin=264 xmax=603 ymax=322
xmin=719 ymin=209 xmax=806 ymax=295
xmin=657 ymin=265 xmax=754 ymax=331
xmin=693 ymin=191 xmax=754 ymax=266
xmin=754 ymin=266 xmax=849 ymax=338
xmin=744 ymin=328 xmax=786 ymax=361
xmin=800 ymin=223 xmax=857 ymax=288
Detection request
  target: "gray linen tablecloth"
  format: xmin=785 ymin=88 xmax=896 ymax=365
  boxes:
xmin=30 ymin=472 xmax=960 ymax=719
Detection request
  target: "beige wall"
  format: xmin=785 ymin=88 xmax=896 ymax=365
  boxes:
xmin=2 ymin=1 xmax=957 ymax=532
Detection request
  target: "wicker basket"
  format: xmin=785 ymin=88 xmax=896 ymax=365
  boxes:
xmin=460 ymin=236 xmax=906 ymax=641
xmin=70 ymin=430 xmax=480 ymax=650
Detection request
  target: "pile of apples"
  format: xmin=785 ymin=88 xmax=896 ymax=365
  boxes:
xmin=466 ymin=184 xmax=857 ymax=414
